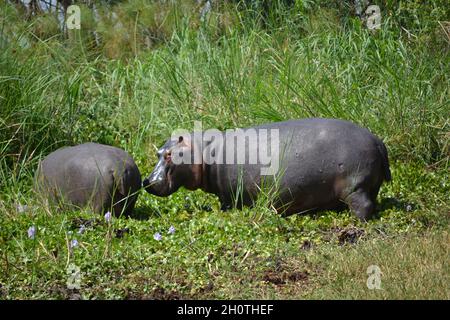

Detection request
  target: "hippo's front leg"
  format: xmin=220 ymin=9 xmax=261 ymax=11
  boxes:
xmin=217 ymin=193 xmax=236 ymax=211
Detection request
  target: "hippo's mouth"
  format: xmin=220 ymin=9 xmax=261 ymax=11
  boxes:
xmin=142 ymin=176 xmax=175 ymax=197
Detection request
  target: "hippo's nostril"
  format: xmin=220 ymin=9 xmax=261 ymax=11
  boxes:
xmin=142 ymin=178 xmax=150 ymax=188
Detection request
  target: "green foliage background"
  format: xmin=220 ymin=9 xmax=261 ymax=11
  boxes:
xmin=0 ymin=0 xmax=448 ymax=299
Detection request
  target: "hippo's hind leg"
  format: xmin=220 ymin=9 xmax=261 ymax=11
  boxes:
xmin=344 ymin=189 xmax=375 ymax=221
xmin=120 ymin=194 xmax=138 ymax=217
xmin=111 ymin=192 xmax=137 ymax=217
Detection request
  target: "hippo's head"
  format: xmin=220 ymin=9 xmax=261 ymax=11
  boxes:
xmin=143 ymin=135 xmax=202 ymax=197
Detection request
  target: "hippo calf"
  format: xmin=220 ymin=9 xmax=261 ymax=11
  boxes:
xmin=143 ymin=118 xmax=391 ymax=221
xmin=35 ymin=143 xmax=141 ymax=216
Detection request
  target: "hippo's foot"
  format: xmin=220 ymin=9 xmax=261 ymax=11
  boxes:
xmin=344 ymin=189 xmax=375 ymax=222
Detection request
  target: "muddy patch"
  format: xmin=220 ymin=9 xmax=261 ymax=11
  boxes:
xmin=300 ymin=240 xmax=313 ymax=250
xmin=262 ymin=270 xmax=309 ymax=286
xmin=338 ymin=227 xmax=365 ymax=245
xmin=0 ymin=283 xmax=6 ymax=298
xmin=148 ymin=287 xmax=184 ymax=300
xmin=48 ymin=286 xmax=82 ymax=300
xmin=124 ymin=286 xmax=188 ymax=300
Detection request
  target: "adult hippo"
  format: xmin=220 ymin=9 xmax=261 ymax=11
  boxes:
xmin=35 ymin=143 xmax=141 ymax=216
xmin=143 ymin=118 xmax=391 ymax=221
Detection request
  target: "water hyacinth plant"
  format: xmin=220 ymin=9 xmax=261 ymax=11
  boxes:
xmin=78 ymin=225 xmax=86 ymax=234
xmin=27 ymin=226 xmax=36 ymax=239
xmin=0 ymin=0 xmax=448 ymax=300
xmin=153 ymin=232 xmax=162 ymax=241
xmin=70 ymin=239 xmax=79 ymax=249
xmin=104 ymin=211 xmax=112 ymax=223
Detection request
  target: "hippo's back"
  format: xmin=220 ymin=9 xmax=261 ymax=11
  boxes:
xmin=256 ymin=118 xmax=375 ymax=141
xmin=255 ymin=118 xmax=390 ymax=179
xmin=36 ymin=143 xmax=141 ymax=215
xmin=252 ymin=118 xmax=391 ymax=214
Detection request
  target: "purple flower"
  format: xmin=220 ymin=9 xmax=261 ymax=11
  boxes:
xmin=104 ymin=211 xmax=112 ymax=223
xmin=27 ymin=225 xmax=36 ymax=239
xmin=78 ymin=225 xmax=86 ymax=234
xmin=153 ymin=232 xmax=162 ymax=241
xmin=168 ymin=226 xmax=175 ymax=234
xmin=70 ymin=239 xmax=79 ymax=248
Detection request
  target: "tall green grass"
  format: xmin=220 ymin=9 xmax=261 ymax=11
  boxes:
xmin=0 ymin=1 xmax=450 ymax=195
xmin=0 ymin=0 xmax=449 ymax=300
xmin=0 ymin=0 xmax=448 ymax=194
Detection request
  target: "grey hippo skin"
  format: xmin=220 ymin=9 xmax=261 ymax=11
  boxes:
xmin=35 ymin=143 xmax=141 ymax=216
xmin=143 ymin=118 xmax=391 ymax=221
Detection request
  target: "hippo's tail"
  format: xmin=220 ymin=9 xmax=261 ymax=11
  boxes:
xmin=376 ymin=139 xmax=392 ymax=182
